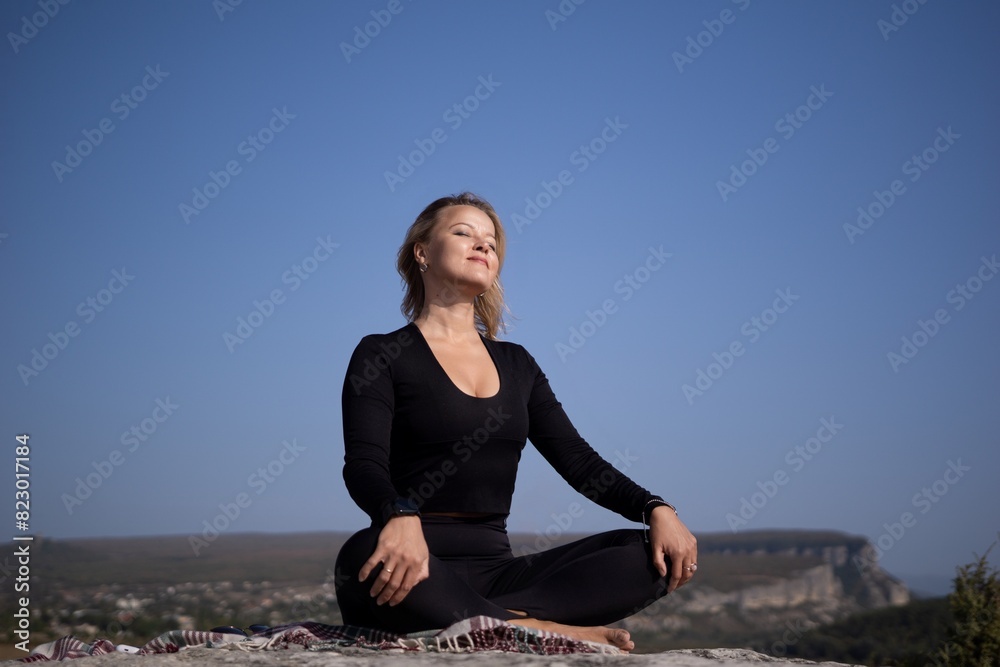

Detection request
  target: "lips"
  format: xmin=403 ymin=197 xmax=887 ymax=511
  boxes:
xmin=468 ymin=257 xmax=489 ymax=267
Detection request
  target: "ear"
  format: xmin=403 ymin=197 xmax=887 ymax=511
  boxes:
xmin=413 ymin=242 xmax=427 ymax=266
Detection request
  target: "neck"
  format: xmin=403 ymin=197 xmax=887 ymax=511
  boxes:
xmin=414 ymin=303 xmax=480 ymax=343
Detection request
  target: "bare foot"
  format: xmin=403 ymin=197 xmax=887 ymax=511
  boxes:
xmin=507 ymin=618 xmax=635 ymax=652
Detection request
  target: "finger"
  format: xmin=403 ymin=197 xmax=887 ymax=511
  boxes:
xmin=373 ymin=562 xmax=403 ymax=604
xmin=367 ymin=562 xmax=393 ymax=599
xmin=358 ymin=552 xmax=382 ymax=582
xmin=651 ymin=546 xmax=668 ymax=579
xmin=678 ymin=559 xmax=697 ymax=587
xmin=368 ymin=575 xmax=385 ymax=600
xmin=668 ymin=556 xmax=684 ymax=594
xmin=388 ymin=560 xmax=429 ymax=606
xmin=387 ymin=577 xmax=413 ymax=606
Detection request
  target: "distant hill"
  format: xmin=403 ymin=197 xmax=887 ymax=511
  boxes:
xmin=20 ymin=531 xmax=349 ymax=587
xmin=2 ymin=529 xmax=912 ymax=657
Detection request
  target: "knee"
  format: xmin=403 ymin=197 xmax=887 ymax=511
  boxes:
xmin=335 ymin=526 xmax=380 ymax=584
xmin=611 ymin=529 xmax=668 ymax=579
xmin=612 ymin=528 xmax=644 ymax=545
xmin=599 ymin=528 xmax=647 ymax=552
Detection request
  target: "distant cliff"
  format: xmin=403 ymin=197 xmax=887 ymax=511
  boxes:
xmin=619 ymin=530 xmax=910 ymax=648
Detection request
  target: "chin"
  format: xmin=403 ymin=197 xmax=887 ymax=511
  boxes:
xmin=462 ymin=272 xmax=493 ymax=293
xmin=462 ymin=282 xmax=491 ymax=299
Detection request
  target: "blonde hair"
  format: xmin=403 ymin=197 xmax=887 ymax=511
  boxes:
xmin=396 ymin=192 xmax=509 ymax=340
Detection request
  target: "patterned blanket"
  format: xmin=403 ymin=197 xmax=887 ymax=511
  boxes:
xmin=18 ymin=615 xmax=622 ymax=662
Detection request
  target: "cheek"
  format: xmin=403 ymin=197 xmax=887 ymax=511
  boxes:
xmin=428 ymin=237 xmax=455 ymax=262
xmin=444 ymin=238 xmax=471 ymax=260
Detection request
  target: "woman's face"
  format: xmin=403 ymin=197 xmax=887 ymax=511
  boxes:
xmin=416 ymin=204 xmax=499 ymax=296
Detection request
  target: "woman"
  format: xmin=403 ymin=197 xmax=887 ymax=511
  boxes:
xmin=334 ymin=192 xmax=697 ymax=651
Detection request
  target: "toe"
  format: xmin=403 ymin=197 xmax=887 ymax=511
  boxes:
xmin=610 ymin=629 xmax=632 ymax=650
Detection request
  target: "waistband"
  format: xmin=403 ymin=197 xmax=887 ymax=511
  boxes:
xmin=418 ymin=513 xmax=511 ymax=560
xmin=420 ymin=513 xmax=507 ymax=528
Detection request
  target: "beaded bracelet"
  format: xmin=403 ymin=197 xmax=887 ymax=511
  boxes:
xmin=642 ymin=497 xmax=678 ymax=543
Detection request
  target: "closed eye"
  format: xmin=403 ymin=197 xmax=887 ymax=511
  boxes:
xmin=455 ymin=231 xmax=496 ymax=251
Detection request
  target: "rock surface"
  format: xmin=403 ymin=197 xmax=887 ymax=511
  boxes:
xmin=1 ymin=647 xmax=865 ymax=666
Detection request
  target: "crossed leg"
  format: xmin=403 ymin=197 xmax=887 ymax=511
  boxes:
xmin=333 ymin=525 xmax=668 ymax=651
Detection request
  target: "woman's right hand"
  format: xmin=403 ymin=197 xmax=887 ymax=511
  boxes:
xmin=358 ymin=516 xmax=430 ymax=606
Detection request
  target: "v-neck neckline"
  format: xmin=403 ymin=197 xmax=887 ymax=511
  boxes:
xmin=407 ymin=322 xmax=501 ymax=400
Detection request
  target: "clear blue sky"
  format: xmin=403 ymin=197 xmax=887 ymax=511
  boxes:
xmin=3 ymin=1 xmax=998 ymax=591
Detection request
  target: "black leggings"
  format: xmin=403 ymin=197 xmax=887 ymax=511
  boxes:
xmin=333 ymin=514 xmax=669 ymax=634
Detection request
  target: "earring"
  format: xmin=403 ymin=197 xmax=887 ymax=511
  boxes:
xmin=419 ymin=263 xmax=428 ymax=273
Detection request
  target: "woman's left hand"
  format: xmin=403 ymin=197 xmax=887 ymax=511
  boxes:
xmin=648 ymin=505 xmax=698 ymax=593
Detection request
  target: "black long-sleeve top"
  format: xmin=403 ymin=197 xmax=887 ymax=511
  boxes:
xmin=341 ymin=322 xmax=660 ymax=527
